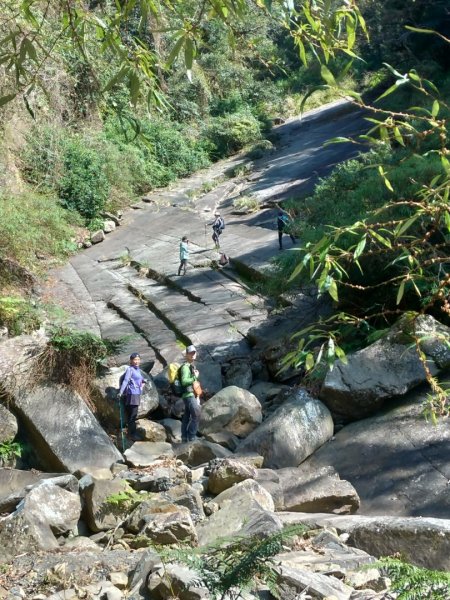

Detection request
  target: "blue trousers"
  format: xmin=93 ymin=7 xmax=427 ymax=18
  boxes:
xmin=181 ymin=396 xmax=201 ymax=442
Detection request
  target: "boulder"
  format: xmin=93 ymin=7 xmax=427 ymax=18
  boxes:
xmin=8 ymin=384 xmax=123 ymax=474
xmin=307 ymin=388 xmax=450 ymax=518
xmin=121 ymin=460 xmax=189 ymax=493
xmin=21 ymin=480 xmax=81 ymax=535
xmin=277 ymin=512 xmax=450 ymax=571
xmin=158 ymin=483 xmax=205 ymax=523
xmin=224 ymin=361 xmax=253 ymax=389
xmin=199 ymin=386 xmax=262 ymax=437
xmin=0 ymin=468 xmax=61 ymax=513
xmin=93 ymin=367 xmax=160 ymax=427
xmin=0 ymin=404 xmax=18 ymax=443
xmin=0 ymin=506 xmax=59 ymax=563
xmin=148 ymin=562 xmax=208 ymax=600
xmin=249 ymin=381 xmax=289 ymax=406
xmin=203 ymin=430 xmax=240 ymax=450
xmin=277 ymin=465 xmax=360 ymax=514
xmin=80 ymin=475 xmax=130 ymax=532
xmin=136 ymin=419 xmax=167 ymax=442
xmin=276 ymin=565 xmax=353 ymax=600
xmin=196 ymin=361 xmax=223 ymax=396
xmin=254 ymin=469 xmax=284 ymax=510
xmin=0 ymin=332 xmax=48 ymax=390
xmin=124 ymin=442 xmax=174 ymax=468
xmin=213 ymin=479 xmax=275 ymax=512
xmin=236 ymin=389 xmax=334 ymax=468
xmin=277 ymin=529 xmax=375 ymax=573
xmin=320 ymin=313 xmax=450 ymax=420
xmin=91 ymin=230 xmax=105 ymax=244
xmin=103 ymin=220 xmax=116 ymax=233
xmin=197 ymin=484 xmax=282 ymax=546
xmin=139 ymin=505 xmax=197 ymax=545
xmin=173 ymin=439 xmax=232 ymax=467
xmin=207 ymin=458 xmax=257 ymax=495
xmin=159 ymin=418 xmax=182 ymax=443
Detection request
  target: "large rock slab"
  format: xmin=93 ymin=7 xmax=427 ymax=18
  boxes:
xmin=0 ymin=505 xmax=59 ymax=563
xmin=9 ymin=384 xmax=122 ymax=474
xmin=320 ymin=313 xmax=450 ymax=420
xmin=173 ymin=440 xmax=232 ymax=467
xmin=80 ymin=475 xmax=130 ymax=532
xmin=207 ymin=458 xmax=257 ymax=495
xmin=277 ymin=512 xmax=450 ymax=571
xmin=236 ymin=389 xmax=334 ymax=468
xmin=124 ymin=441 xmax=174 ymax=467
xmin=197 ymin=491 xmax=282 ymax=546
xmin=276 ymin=565 xmax=353 ymax=600
xmin=277 ymin=465 xmax=359 ymax=514
xmin=0 ymin=468 xmax=61 ymax=513
xmin=306 ymin=388 xmax=450 ymax=518
xmin=199 ymin=385 xmax=262 ymax=437
xmin=21 ymin=480 xmax=81 ymax=535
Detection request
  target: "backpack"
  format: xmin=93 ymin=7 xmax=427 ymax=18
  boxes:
xmin=168 ymin=362 xmax=182 ymax=396
xmin=118 ymin=369 xmax=129 ymax=397
xmin=218 ymin=217 xmax=225 ymax=231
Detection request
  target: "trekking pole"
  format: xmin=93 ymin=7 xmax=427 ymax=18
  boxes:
xmin=118 ymin=396 xmax=126 ymax=453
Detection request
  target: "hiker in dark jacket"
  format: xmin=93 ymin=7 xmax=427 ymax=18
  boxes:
xmin=180 ymin=345 xmax=201 ymax=442
xmin=277 ymin=209 xmax=297 ymax=250
xmin=119 ymin=352 xmax=145 ymax=440
xmin=211 ymin=212 xmax=225 ymax=249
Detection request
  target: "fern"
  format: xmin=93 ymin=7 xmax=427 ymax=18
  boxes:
xmin=160 ymin=524 xmax=307 ymax=599
xmin=378 ymin=557 xmax=450 ymax=599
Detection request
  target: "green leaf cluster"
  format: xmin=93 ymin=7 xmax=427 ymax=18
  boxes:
xmin=377 ymin=557 xmax=450 ymax=599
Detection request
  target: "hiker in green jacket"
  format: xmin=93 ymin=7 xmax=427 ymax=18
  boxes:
xmin=180 ymin=345 xmax=201 ymax=442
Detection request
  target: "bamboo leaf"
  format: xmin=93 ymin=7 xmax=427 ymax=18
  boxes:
xmin=166 ymin=35 xmax=185 ymax=67
xmin=431 ymin=100 xmax=440 ymax=118
xmin=305 ymin=353 xmax=315 ymax=371
xmin=353 ymin=235 xmax=366 ymax=259
xmin=320 ymin=64 xmax=336 ymax=86
xmin=328 ymin=279 xmax=339 ymax=302
xmin=396 ymin=280 xmax=405 ymax=305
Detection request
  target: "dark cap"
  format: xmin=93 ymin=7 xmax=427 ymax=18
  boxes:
xmin=130 ymin=352 xmax=140 ymax=360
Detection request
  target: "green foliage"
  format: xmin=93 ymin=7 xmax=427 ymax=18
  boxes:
xmin=35 ymin=327 xmax=127 ymax=396
xmin=0 ymin=191 xmax=78 ymax=270
xmin=0 ymin=296 xmax=42 ymax=336
xmin=105 ymin=488 xmax=147 ymax=512
xmin=377 ymin=557 xmax=450 ymax=599
xmin=203 ymin=111 xmax=263 ymax=159
xmin=58 ymin=137 xmax=109 ymax=220
xmin=161 ymin=524 xmax=307 ymax=600
xmin=48 ymin=328 xmax=122 ymax=366
xmin=0 ymin=440 xmax=23 ymax=462
xmin=233 ymin=195 xmax=259 ymax=213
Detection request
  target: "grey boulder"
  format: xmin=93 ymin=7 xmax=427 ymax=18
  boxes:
xmin=236 ymin=389 xmax=334 ymax=468
xmin=320 ymin=313 xmax=450 ymax=420
xmin=199 ymin=385 xmax=262 ymax=437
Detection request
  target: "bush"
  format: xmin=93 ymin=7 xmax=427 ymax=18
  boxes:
xmin=202 ymin=111 xmax=262 ymax=159
xmin=0 ymin=296 xmax=42 ymax=336
xmin=35 ymin=327 xmax=125 ymax=399
xmin=59 ymin=137 xmax=110 ymax=220
xmin=0 ymin=191 xmax=78 ymax=270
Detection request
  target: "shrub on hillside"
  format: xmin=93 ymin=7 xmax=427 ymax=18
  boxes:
xmin=0 ymin=191 xmax=78 ymax=269
xmin=202 ymin=111 xmax=262 ymax=159
xmin=59 ymin=137 xmax=110 ymax=221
